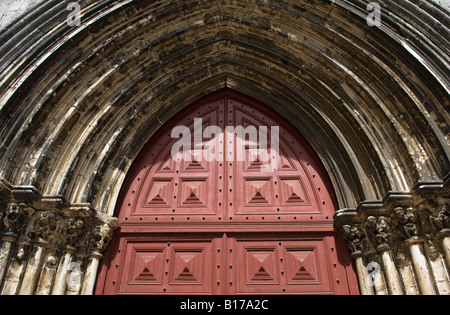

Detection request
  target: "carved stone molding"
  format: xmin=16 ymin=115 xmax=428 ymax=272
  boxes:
xmin=0 ymin=179 xmax=119 ymax=295
xmin=0 ymin=203 xmax=34 ymax=238
xmin=335 ymin=176 xmax=450 ymax=295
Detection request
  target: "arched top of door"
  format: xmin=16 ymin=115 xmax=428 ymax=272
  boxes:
xmin=116 ymin=89 xmax=338 ymax=233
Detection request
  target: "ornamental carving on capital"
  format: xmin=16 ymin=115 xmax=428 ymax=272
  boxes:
xmin=29 ymin=212 xmax=58 ymax=243
xmin=88 ymin=218 xmax=120 ymax=255
xmin=428 ymin=203 xmax=450 ymax=233
xmin=390 ymin=207 xmax=418 ymax=240
xmin=340 ymin=209 xmax=420 ymax=256
xmin=376 ymin=217 xmax=392 ymax=248
xmin=341 ymin=224 xmax=365 ymax=254
xmin=364 ymin=216 xmax=393 ymax=250
xmin=65 ymin=218 xmax=89 ymax=249
xmin=0 ymin=203 xmax=33 ymax=237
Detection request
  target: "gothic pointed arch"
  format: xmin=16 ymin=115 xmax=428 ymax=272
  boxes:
xmin=95 ymin=89 xmax=359 ymax=295
xmin=0 ymin=0 xmax=448 ymax=295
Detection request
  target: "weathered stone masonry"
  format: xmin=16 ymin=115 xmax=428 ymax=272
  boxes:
xmin=0 ymin=179 xmax=118 ymax=295
xmin=335 ymin=175 xmax=450 ymax=295
xmin=0 ymin=0 xmax=449 ymax=294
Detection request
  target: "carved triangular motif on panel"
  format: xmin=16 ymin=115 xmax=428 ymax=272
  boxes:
xmin=248 ymin=157 xmax=264 ymax=170
xmin=185 ymin=158 xmax=206 ymax=171
xmin=287 ymin=250 xmax=317 ymax=281
xmin=172 ymin=251 xmax=203 ymax=283
xmin=175 ymin=267 xmax=198 ymax=282
xmin=280 ymin=178 xmax=307 ymax=205
xmin=294 ymin=266 xmax=315 ymax=281
xmin=248 ymin=251 xmax=276 ymax=281
xmin=180 ymin=180 xmax=207 ymax=206
xmin=156 ymin=153 xmax=176 ymax=173
xmin=249 ymin=191 xmax=269 ymax=204
xmin=286 ymin=192 xmax=304 ymax=204
xmin=254 ymin=266 xmax=271 ymax=278
xmin=149 ymin=194 xmax=165 ymax=205
xmin=183 ymin=192 xmax=203 ymax=205
xmin=182 ymin=151 xmax=208 ymax=172
xmin=146 ymin=180 xmax=172 ymax=207
xmin=246 ymin=180 xmax=272 ymax=205
xmin=134 ymin=252 xmax=164 ymax=282
xmin=278 ymin=152 xmax=297 ymax=171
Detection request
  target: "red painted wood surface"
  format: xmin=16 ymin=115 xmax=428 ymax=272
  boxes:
xmin=95 ymin=90 xmax=360 ymax=295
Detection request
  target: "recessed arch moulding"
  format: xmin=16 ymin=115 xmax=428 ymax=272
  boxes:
xmin=0 ymin=0 xmax=448 ymax=295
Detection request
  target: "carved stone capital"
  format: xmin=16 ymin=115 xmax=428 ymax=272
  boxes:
xmin=341 ymin=224 xmax=365 ymax=256
xmin=375 ymin=217 xmax=393 ymax=250
xmin=390 ymin=207 xmax=419 ymax=241
xmin=88 ymin=216 xmax=120 ymax=256
xmin=0 ymin=180 xmax=121 ymax=295
xmin=336 ymin=182 xmax=450 ymax=260
xmin=0 ymin=203 xmax=34 ymax=237
xmin=0 ymin=196 xmax=120 ymax=259
xmin=28 ymin=212 xmax=58 ymax=244
xmin=427 ymin=203 xmax=450 ymax=234
xmin=65 ymin=217 xmax=89 ymax=250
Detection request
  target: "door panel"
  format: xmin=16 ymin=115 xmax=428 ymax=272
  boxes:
xmin=167 ymin=243 xmax=213 ymax=293
xmin=237 ymin=241 xmax=282 ymax=292
xmin=102 ymin=233 xmax=351 ymax=295
xmin=229 ymin=97 xmax=327 ymax=221
xmin=126 ymin=99 xmax=224 ymax=222
xmin=233 ymin=235 xmax=335 ymax=294
xmin=116 ymin=235 xmax=219 ymax=295
xmin=121 ymin=242 xmax=166 ymax=293
xmin=281 ymin=242 xmax=331 ymax=293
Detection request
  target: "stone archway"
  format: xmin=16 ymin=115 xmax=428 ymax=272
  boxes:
xmin=0 ymin=0 xmax=448 ymax=295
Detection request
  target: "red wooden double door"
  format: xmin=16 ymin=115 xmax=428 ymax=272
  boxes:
xmin=95 ymin=90 xmax=359 ymax=295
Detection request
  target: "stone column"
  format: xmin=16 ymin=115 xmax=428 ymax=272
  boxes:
xmin=364 ymin=216 xmax=393 ymax=295
xmin=372 ymin=216 xmax=404 ymax=295
xmin=335 ymin=190 xmax=450 ymax=296
xmin=420 ymin=203 xmax=450 ymax=295
xmin=379 ymin=247 xmax=404 ymax=295
xmin=428 ymin=206 xmax=450 ymax=270
xmin=52 ymin=251 xmax=74 ymax=295
xmin=396 ymin=249 xmax=419 ymax=295
xmin=66 ymin=255 xmax=84 ymax=295
xmin=81 ymin=216 xmax=119 ymax=295
xmin=18 ymin=244 xmax=45 ymax=295
xmin=407 ymin=237 xmax=437 ymax=295
xmin=442 ymin=233 xmax=450 ymax=269
xmin=424 ymin=238 xmax=450 ymax=295
xmin=0 ymin=196 xmax=119 ymax=295
xmin=0 ymin=203 xmax=34 ymax=294
xmin=341 ymin=225 xmax=376 ymax=295
xmin=1 ymin=242 xmax=29 ymax=295
xmin=18 ymin=211 xmax=59 ymax=295
xmin=367 ymin=255 xmax=389 ymax=295
xmin=352 ymin=252 xmax=375 ymax=295
xmin=398 ymin=263 xmax=419 ymax=295
xmin=52 ymin=216 xmax=89 ymax=295
xmin=35 ymin=250 xmax=59 ymax=295
xmin=0 ymin=237 xmax=14 ymax=286
xmin=81 ymin=255 xmax=101 ymax=295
